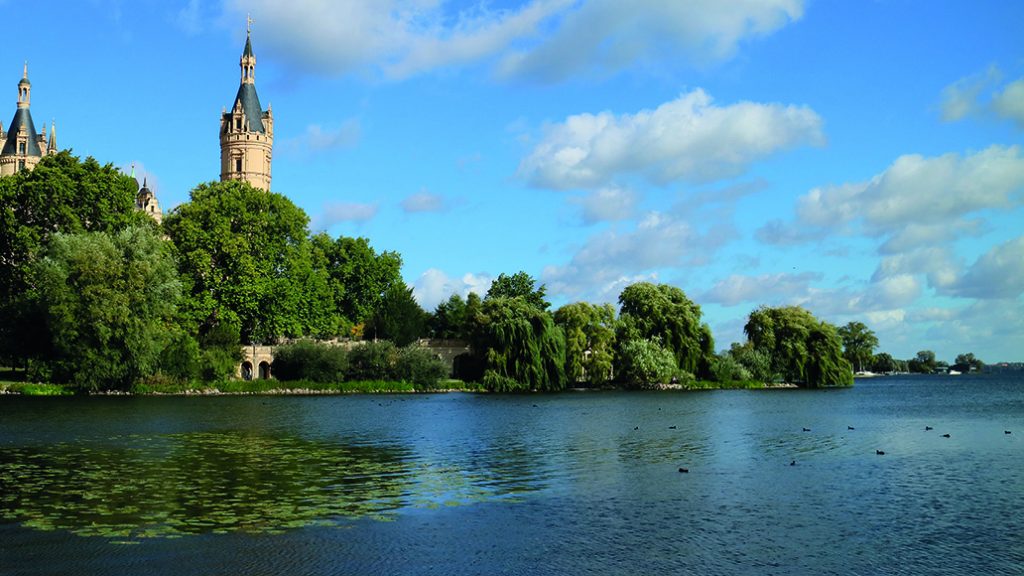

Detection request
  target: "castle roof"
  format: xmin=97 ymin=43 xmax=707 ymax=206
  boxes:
xmin=2 ymin=108 xmax=41 ymax=156
xmin=243 ymin=33 xmax=254 ymax=59
xmin=231 ymin=82 xmax=266 ymax=133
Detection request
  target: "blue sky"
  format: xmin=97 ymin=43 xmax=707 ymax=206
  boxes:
xmin=7 ymin=1 xmax=1023 ymax=362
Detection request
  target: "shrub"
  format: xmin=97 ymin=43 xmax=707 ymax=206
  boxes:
xmin=616 ymin=338 xmax=680 ymax=388
xmin=710 ymin=353 xmax=752 ymax=383
xmin=348 ymin=341 xmax=399 ymax=381
xmin=394 ymin=346 xmax=448 ymax=389
xmin=273 ymin=340 xmax=349 ymax=383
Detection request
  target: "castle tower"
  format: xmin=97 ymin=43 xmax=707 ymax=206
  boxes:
xmin=220 ymin=22 xmax=273 ymax=190
xmin=135 ymin=176 xmax=162 ymax=224
xmin=0 ymin=63 xmax=53 ymax=176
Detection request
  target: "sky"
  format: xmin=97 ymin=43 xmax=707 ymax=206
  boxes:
xmin=5 ymin=1 xmax=1023 ymax=362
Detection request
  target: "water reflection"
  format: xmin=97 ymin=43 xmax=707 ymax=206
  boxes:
xmin=0 ymin=430 xmax=544 ymax=539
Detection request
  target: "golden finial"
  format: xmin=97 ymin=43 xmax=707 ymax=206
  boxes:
xmin=23 ymin=60 xmax=27 ymax=79
xmin=247 ymin=13 xmax=254 ymax=34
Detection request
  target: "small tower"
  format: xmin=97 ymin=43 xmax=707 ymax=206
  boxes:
xmin=0 ymin=63 xmax=47 ymax=176
xmin=220 ymin=19 xmax=273 ymax=190
xmin=135 ymin=175 xmax=162 ymax=224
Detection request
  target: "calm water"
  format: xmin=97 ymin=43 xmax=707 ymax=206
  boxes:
xmin=2 ymin=374 xmax=1022 ymax=575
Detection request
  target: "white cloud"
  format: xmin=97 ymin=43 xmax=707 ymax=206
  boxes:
xmin=948 ymin=236 xmax=1024 ymax=299
xmin=499 ymin=0 xmax=804 ymax=82
xmin=313 ymin=201 xmax=379 ymax=229
xmin=939 ymin=67 xmax=1024 ymax=130
xmin=412 ymin=268 xmax=493 ymax=310
xmin=701 ymin=272 xmax=822 ymax=306
xmin=794 ymin=146 xmax=1024 ymax=249
xmin=542 ymin=211 xmax=725 ymax=300
xmin=231 ymin=0 xmax=571 ymax=79
xmin=939 ymin=65 xmax=1000 ymax=122
xmin=401 ymin=190 xmax=446 ymax=213
xmin=229 ymin=0 xmax=803 ymax=81
xmin=519 ymin=89 xmax=824 ymax=189
xmin=872 ymin=248 xmax=961 ymax=291
xmin=570 ymin=186 xmax=639 ymax=224
xmin=992 ymin=78 xmax=1024 ymax=129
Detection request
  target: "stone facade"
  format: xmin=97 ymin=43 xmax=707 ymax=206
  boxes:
xmin=220 ymin=28 xmax=273 ymax=191
xmin=0 ymin=64 xmax=56 ymax=176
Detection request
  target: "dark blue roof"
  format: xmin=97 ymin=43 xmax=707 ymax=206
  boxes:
xmin=2 ymin=108 xmax=41 ymax=156
xmin=231 ymin=82 xmax=265 ymax=133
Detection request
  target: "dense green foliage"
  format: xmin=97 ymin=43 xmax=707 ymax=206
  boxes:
xmin=486 ymin=271 xmax=550 ymax=311
xmin=616 ymin=338 xmax=682 ymax=388
xmin=429 ymin=294 xmax=469 ymax=340
xmin=272 ymin=340 xmax=447 ymax=388
xmin=311 ymin=233 xmax=403 ymax=329
xmin=272 ymin=339 xmax=349 ymax=383
xmin=164 ymin=180 xmax=339 ymax=343
xmin=30 ymin=226 xmax=180 ymax=390
xmin=838 ymin=321 xmax=879 ymax=373
xmin=0 ymin=152 xmax=145 ymax=367
xmin=616 ymin=282 xmax=714 ymax=379
xmin=471 ymin=296 xmax=566 ymax=392
xmin=554 ymin=301 xmax=616 ymax=386
xmin=367 ymin=282 xmax=428 ymax=346
xmin=908 ymin=350 xmax=937 ymax=373
xmin=952 ymin=352 xmax=984 ymax=373
xmin=744 ymin=306 xmax=853 ymax=387
xmin=869 ymin=352 xmax=906 ymax=373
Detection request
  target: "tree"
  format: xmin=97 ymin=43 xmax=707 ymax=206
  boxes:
xmin=30 ymin=226 xmax=180 ymax=390
xmin=486 ymin=271 xmax=550 ymax=311
xmin=616 ymin=282 xmax=714 ymax=379
xmin=429 ymin=294 xmax=468 ymax=340
xmin=870 ymin=352 xmax=899 ymax=374
xmin=953 ymin=353 xmax=984 ymax=373
xmin=908 ymin=350 xmax=937 ymax=373
xmin=310 ymin=233 xmax=403 ymax=330
xmin=164 ymin=180 xmax=339 ymax=343
xmin=554 ymin=301 xmax=616 ymax=386
xmin=0 ymin=151 xmax=146 ymax=365
xmin=744 ymin=306 xmax=853 ymax=387
xmin=469 ymin=297 xmax=566 ymax=392
xmin=838 ymin=321 xmax=878 ymax=373
xmin=616 ymin=338 xmax=680 ymax=388
xmin=368 ymin=282 xmax=428 ymax=347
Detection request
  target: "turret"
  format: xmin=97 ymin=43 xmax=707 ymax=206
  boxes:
xmin=219 ymin=18 xmax=273 ymax=190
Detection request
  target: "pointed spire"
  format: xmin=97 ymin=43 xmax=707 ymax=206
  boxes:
xmin=22 ymin=61 xmax=27 ymax=81
xmin=130 ymin=161 xmax=136 ymax=179
xmin=48 ymin=120 xmax=56 ymax=152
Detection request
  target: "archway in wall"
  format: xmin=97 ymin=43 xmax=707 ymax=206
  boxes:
xmin=241 ymin=361 xmax=254 ymax=381
xmin=258 ymin=361 xmax=272 ymax=380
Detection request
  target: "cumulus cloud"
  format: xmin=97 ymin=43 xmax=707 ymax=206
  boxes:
xmin=940 ymin=65 xmax=1000 ymax=122
xmin=519 ymin=89 xmax=824 ymax=189
xmin=412 ymin=268 xmax=493 ymax=310
xmin=229 ymin=0 xmax=802 ymax=81
xmin=313 ymin=202 xmax=378 ymax=229
xmin=569 ymin=186 xmax=639 ymax=224
xmin=872 ymin=248 xmax=961 ymax=291
xmin=542 ymin=211 xmax=726 ymax=300
xmin=939 ymin=67 xmax=1024 ymax=129
xmin=794 ymin=145 xmax=1024 ymax=249
xmin=701 ymin=272 xmax=822 ymax=306
xmin=992 ymin=78 xmax=1024 ymax=129
xmin=401 ymin=191 xmax=447 ymax=213
xmin=948 ymin=236 xmax=1024 ymax=299
xmin=498 ymin=0 xmax=804 ymax=82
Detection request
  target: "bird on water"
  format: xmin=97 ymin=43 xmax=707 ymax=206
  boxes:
xmin=876 ymin=450 xmax=886 ymax=455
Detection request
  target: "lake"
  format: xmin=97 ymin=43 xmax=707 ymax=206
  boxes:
xmin=2 ymin=374 xmax=1022 ymax=575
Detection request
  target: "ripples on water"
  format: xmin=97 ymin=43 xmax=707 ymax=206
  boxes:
xmin=1 ymin=374 xmax=1023 ymax=575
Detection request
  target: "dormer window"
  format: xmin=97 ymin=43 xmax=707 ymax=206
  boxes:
xmin=18 ymin=141 xmax=25 ymax=154
xmin=235 ymin=117 xmax=242 ymax=131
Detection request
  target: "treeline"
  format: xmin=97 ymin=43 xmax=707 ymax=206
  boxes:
xmin=1 ymin=152 xmax=857 ymax=392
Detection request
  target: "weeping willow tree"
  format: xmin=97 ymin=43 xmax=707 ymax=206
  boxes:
xmin=470 ymin=297 xmax=566 ymax=392
xmin=744 ymin=306 xmax=853 ymax=387
xmin=616 ymin=282 xmax=715 ymax=379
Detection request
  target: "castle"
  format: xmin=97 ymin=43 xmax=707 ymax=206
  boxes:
xmin=0 ymin=63 xmax=56 ymax=176
xmin=1 ymin=23 xmax=274 ymax=219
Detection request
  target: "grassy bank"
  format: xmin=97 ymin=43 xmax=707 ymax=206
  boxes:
xmin=2 ymin=378 xmax=766 ymax=396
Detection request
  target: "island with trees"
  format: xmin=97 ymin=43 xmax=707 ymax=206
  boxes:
xmin=0 ymin=153 xmax=985 ymax=395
